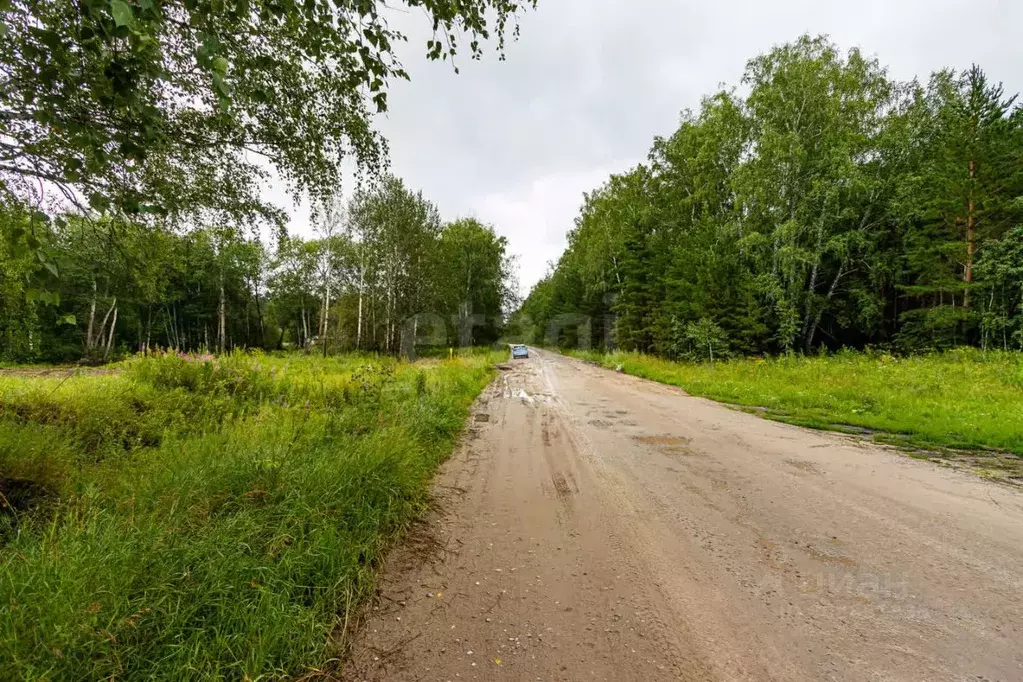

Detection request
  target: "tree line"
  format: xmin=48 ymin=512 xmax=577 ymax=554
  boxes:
xmin=515 ymin=35 xmax=1023 ymax=359
xmin=0 ymin=176 xmax=515 ymax=363
xmin=0 ymin=0 xmax=535 ymax=363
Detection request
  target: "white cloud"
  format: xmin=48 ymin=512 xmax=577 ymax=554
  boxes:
xmin=471 ymin=163 xmax=638 ymax=296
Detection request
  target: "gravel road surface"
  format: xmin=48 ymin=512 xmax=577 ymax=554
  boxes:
xmin=345 ymin=350 xmax=1023 ymax=681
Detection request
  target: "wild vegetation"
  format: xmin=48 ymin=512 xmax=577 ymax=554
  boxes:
xmin=570 ymin=349 xmax=1023 ymax=458
xmin=516 ymin=36 xmax=1023 ymax=356
xmin=2 ymin=8 xmax=1021 ymax=675
xmin=0 ymin=0 xmax=532 ymax=677
xmin=0 ymin=0 xmax=533 ymax=364
xmin=0 ymin=0 xmax=534 ymax=223
xmin=0 ymin=177 xmax=515 ymax=363
xmin=0 ymin=351 xmax=500 ymax=678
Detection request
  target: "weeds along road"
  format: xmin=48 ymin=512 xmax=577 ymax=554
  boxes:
xmin=345 ymin=350 xmax=1023 ymax=681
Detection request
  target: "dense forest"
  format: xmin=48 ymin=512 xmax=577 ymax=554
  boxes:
xmin=516 ymin=36 xmax=1023 ymax=358
xmin=0 ymin=0 xmax=532 ymax=364
xmin=0 ymin=176 xmax=514 ymax=362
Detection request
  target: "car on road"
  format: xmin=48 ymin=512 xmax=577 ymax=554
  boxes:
xmin=511 ymin=344 xmax=529 ymax=359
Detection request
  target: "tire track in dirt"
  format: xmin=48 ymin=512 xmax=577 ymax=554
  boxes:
xmin=344 ymin=350 xmax=1023 ymax=681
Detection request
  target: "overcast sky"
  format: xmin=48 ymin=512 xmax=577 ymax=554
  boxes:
xmin=273 ymin=0 xmax=1022 ymax=297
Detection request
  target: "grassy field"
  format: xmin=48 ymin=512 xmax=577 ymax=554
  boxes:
xmin=570 ymin=348 xmax=1023 ymax=457
xmin=0 ymin=350 xmax=499 ymax=680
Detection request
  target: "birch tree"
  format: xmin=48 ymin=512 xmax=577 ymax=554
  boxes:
xmin=518 ymin=35 xmax=1023 ymax=356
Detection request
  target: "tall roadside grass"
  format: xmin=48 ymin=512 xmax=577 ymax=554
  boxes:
xmin=0 ymin=350 xmax=500 ymax=680
xmin=569 ymin=348 xmax=1023 ymax=455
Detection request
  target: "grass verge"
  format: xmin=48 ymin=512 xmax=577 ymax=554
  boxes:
xmin=0 ymin=350 xmax=500 ymax=679
xmin=568 ymin=348 xmax=1023 ymax=461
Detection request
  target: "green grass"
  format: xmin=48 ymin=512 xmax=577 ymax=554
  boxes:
xmin=0 ymin=350 xmax=500 ymax=680
xmin=569 ymin=348 xmax=1023 ymax=455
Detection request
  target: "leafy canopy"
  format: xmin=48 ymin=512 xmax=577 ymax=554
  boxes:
xmin=0 ymin=0 xmax=536 ymax=223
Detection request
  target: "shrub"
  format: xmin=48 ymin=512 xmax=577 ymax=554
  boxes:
xmin=0 ymin=350 xmax=500 ymax=678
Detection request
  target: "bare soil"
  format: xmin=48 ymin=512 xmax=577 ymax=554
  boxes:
xmin=343 ymin=350 xmax=1023 ymax=681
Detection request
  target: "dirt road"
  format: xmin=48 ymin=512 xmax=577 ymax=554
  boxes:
xmin=344 ymin=350 xmax=1023 ymax=681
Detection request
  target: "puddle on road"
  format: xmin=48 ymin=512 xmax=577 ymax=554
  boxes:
xmin=635 ymin=435 xmax=689 ymax=447
xmin=551 ymin=473 xmax=576 ymax=498
xmin=633 ymin=435 xmax=703 ymax=457
xmin=805 ymin=545 xmax=857 ymax=567
xmin=784 ymin=459 xmax=822 ymax=475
